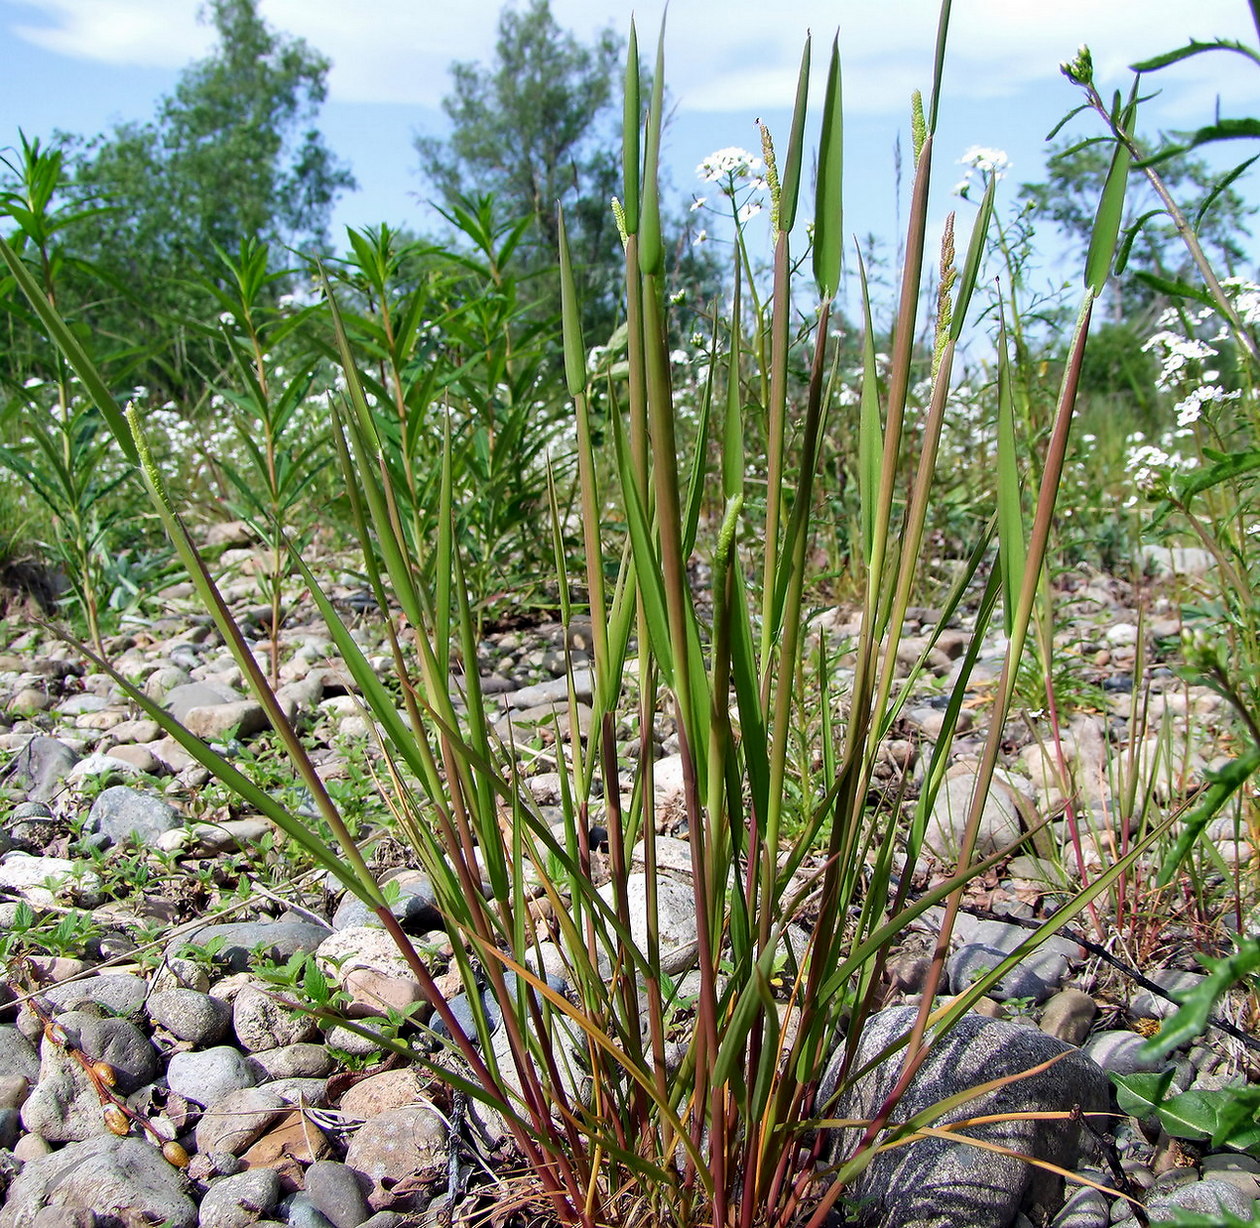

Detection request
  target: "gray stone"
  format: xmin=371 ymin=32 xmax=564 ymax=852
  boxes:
xmin=86 ymin=785 xmax=182 ymax=846
xmin=331 ymin=871 xmax=440 ymax=932
xmin=232 ymin=983 xmax=319 ymax=1052
xmin=1048 ymin=1181 xmax=1109 ymax=1227
xmin=1138 ymin=545 xmax=1214 ymax=578
xmin=925 ymin=762 xmax=1030 ymax=860
xmin=1200 ymin=1153 xmax=1260 ymax=1200
xmin=597 ymin=873 xmax=697 ymax=974
xmin=1130 ymin=970 xmax=1207 ymax=1020
xmin=180 ymin=919 xmax=332 ymax=973
xmin=1147 ymin=1176 xmax=1258 ymax=1219
xmin=820 ymin=1005 xmax=1110 ymax=1228
xmin=20 ymin=1066 xmax=108 ymax=1143
xmin=0 ymin=1135 xmax=197 ymax=1227
xmin=162 ymin=681 xmax=242 ymax=721
xmin=0 ymin=1024 xmax=40 ymax=1082
xmin=0 ymin=854 xmax=100 ymax=908
xmin=46 ymin=1011 xmax=159 ymax=1093
xmin=197 ymin=1167 xmax=282 ymax=1228
xmin=278 ymin=1192 xmax=338 ymax=1228
xmin=166 ymin=1045 xmax=258 ymax=1107
xmin=343 ymin=1103 xmax=447 ymax=1186
xmin=183 ymin=699 xmax=270 ymax=740
xmin=3 ymin=736 xmax=79 ymax=802
xmin=322 ymin=1019 xmax=391 ymax=1059
xmin=1081 ymin=1031 xmax=1167 ymax=1076
xmin=248 ymin=1042 xmax=334 ymax=1081
xmin=0 ymin=1106 xmax=20 ymax=1150
xmin=195 ymin=1086 xmax=287 ymax=1155
xmin=146 ymin=988 xmax=232 ymax=1046
xmin=45 ymin=973 xmax=149 ymax=1021
xmin=946 ymin=943 xmax=1060 ymax=1003
xmin=31 ymin=1209 xmax=97 ymax=1228
xmin=303 ymin=1159 xmax=373 ymax=1228
xmin=259 ymin=1076 xmax=329 ymax=1107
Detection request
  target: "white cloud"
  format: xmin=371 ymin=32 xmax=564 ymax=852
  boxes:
xmin=10 ymin=0 xmax=211 ymax=66
xmin=6 ymin=0 xmax=1256 ymax=123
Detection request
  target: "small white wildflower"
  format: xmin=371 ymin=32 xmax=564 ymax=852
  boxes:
xmin=738 ymin=200 xmax=764 ymax=223
xmin=690 ymin=196 xmax=707 ymax=212
xmin=693 ymin=229 xmax=709 ymax=246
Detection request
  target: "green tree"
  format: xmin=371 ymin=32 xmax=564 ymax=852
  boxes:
xmin=415 ymin=0 xmax=624 ymax=339
xmin=56 ymin=0 xmax=354 ymax=401
xmin=1019 ymin=137 xmax=1255 ymax=326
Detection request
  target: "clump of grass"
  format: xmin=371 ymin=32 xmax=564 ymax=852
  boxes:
xmin=0 ymin=7 xmax=1198 ymax=1226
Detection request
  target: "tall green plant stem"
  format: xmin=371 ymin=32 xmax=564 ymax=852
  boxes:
xmin=846 ymin=291 xmax=1097 ymax=1176
xmin=1078 ymin=82 xmax=1260 ymax=365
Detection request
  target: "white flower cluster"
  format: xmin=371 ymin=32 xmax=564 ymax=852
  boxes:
xmin=1222 ymin=277 xmax=1260 ymax=329
xmin=954 ymin=146 xmax=1011 ymax=197
xmin=1173 ymin=384 xmax=1239 ymax=428
xmin=1142 ymin=318 xmax=1218 ymax=391
xmin=1125 ymin=441 xmax=1180 ymax=492
xmin=696 ymin=146 xmax=766 ymax=186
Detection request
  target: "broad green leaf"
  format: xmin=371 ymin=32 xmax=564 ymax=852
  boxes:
xmin=1112 ymin=1069 xmax=1177 ymax=1120
xmin=1137 ymin=118 xmax=1260 ymax=167
xmin=1155 ymin=750 xmax=1260 ymax=890
xmin=1140 ymin=939 xmax=1260 ymax=1060
xmin=813 ymin=35 xmax=843 ymax=298
xmin=777 ymin=37 xmax=810 ymax=233
xmin=1084 ymin=101 xmax=1135 ymax=295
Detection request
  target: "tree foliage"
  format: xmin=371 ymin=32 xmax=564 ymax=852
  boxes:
xmin=415 ymin=0 xmax=626 ymax=339
xmin=48 ymin=0 xmax=355 ymax=401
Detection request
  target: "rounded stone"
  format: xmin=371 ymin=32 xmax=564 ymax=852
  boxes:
xmin=232 ymin=983 xmax=319 ymax=1052
xmin=195 ymin=1086 xmax=287 ymax=1155
xmin=166 ymin=1045 xmax=257 ymax=1108
xmin=146 ymin=988 xmax=232 ymax=1046
xmin=0 ymin=1135 xmax=197 ymax=1228
xmin=86 ymin=785 xmax=182 ymax=847
xmin=303 ymin=1159 xmax=373 ymax=1228
xmin=343 ymin=1103 xmax=447 ymax=1185
xmin=197 ymin=1168 xmax=282 ymax=1228
xmin=248 ymin=1042 xmax=334 ymax=1081
xmin=1039 ymin=989 xmax=1097 ymax=1046
xmin=44 ymin=974 xmax=148 ymax=1021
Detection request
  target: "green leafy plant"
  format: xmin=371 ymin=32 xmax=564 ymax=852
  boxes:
xmin=0 ymin=132 xmax=143 ymax=655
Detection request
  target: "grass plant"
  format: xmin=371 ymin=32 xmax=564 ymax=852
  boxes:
xmin=1 ymin=6 xmax=1257 ymax=1227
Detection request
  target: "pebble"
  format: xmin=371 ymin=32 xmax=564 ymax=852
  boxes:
xmin=343 ymin=1103 xmax=446 ymax=1186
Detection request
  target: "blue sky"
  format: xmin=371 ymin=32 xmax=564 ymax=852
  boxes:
xmin=2 ymin=0 xmax=1258 ymax=287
